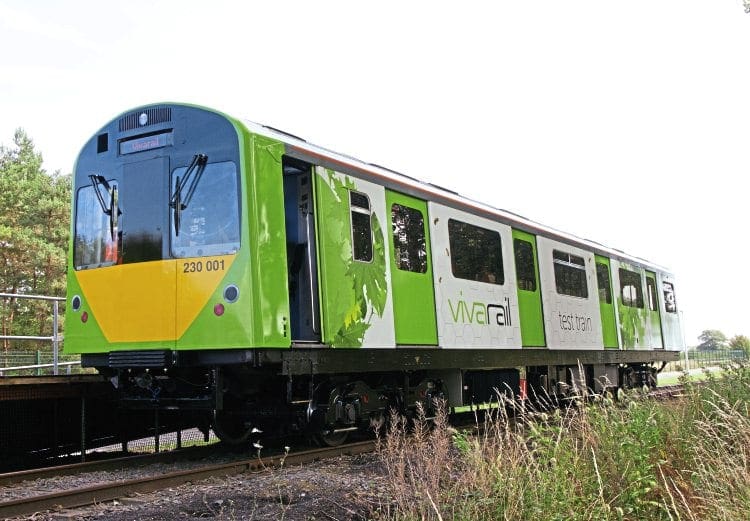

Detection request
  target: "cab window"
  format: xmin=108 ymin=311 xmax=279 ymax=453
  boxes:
xmin=74 ymin=181 xmax=119 ymax=269
xmin=171 ymin=161 xmax=240 ymax=258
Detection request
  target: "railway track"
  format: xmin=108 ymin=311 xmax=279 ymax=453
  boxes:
xmin=0 ymin=444 xmax=226 ymax=487
xmin=0 ymin=440 xmax=375 ymax=518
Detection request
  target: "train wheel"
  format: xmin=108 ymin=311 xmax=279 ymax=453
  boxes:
xmin=314 ymin=429 xmax=350 ymax=447
xmin=211 ymin=409 xmax=253 ymax=445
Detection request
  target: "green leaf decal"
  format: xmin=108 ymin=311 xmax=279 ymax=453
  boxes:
xmin=619 ymin=300 xmax=647 ymax=349
xmin=317 ymin=170 xmax=388 ymax=347
xmin=348 ymin=212 xmax=387 ymax=317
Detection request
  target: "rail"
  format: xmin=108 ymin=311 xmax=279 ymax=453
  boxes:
xmin=0 ymin=292 xmax=67 ymax=376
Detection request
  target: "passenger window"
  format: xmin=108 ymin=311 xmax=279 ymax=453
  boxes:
xmin=448 ymin=219 xmax=504 ymax=285
xmin=553 ymin=250 xmax=588 ymax=298
xmin=663 ymin=282 xmax=678 ymax=313
xmin=171 ymin=161 xmax=240 ymax=258
xmin=619 ymin=268 xmax=644 ymax=308
xmin=596 ymin=263 xmax=612 ymax=304
xmin=391 ymin=204 xmax=427 ymax=273
xmin=513 ymin=239 xmax=537 ymax=291
xmin=350 ymin=191 xmax=373 ymax=262
xmin=74 ymin=181 xmax=120 ymax=269
xmin=646 ymin=277 xmax=658 ymax=311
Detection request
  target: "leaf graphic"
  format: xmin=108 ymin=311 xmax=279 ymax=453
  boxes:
xmin=334 ymin=320 xmax=370 ymax=347
xmin=316 ymin=169 xmax=388 ymax=347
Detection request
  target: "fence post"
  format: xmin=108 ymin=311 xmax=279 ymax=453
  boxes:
xmin=53 ymin=300 xmax=59 ymax=376
xmin=36 ymin=350 xmax=41 ymax=376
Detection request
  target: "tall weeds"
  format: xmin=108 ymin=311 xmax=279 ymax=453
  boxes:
xmin=374 ymin=365 xmax=750 ymax=520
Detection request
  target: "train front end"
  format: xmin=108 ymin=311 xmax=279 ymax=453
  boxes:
xmin=65 ymin=103 xmax=290 ymax=411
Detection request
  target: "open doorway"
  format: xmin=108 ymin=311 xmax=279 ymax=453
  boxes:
xmin=282 ymin=156 xmax=321 ymax=343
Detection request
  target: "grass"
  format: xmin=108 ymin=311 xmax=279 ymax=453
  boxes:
xmin=658 ymin=366 xmax=723 ymax=386
xmin=374 ymin=364 xmax=750 ymax=520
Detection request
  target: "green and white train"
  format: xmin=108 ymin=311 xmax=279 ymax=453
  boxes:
xmin=65 ymin=103 xmax=682 ymax=443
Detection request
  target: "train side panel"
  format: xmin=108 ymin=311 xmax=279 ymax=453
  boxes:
xmin=428 ymin=202 xmax=521 ymax=349
xmin=537 ymin=236 xmax=603 ymax=349
xmin=612 ymin=260 xmax=655 ymax=349
xmin=658 ymin=272 xmax=682 ymax=348
xmin=644 ymin=270 xmax=664 ymax=349
xmin=511 ymin=229 xmax=546 ymax=347
xmin=246 ymin=134 xmax=290 ymax=347
xmin=594 ymin=255 xmax=620 ymax=348
xmin=313 ymin=167 xmax=395 ymax=348
xmin=385 ymin=190 xmax=439 ymax=345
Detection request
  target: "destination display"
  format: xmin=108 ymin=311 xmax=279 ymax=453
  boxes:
xmin=119 ymin=131 xmax=173 ymax=155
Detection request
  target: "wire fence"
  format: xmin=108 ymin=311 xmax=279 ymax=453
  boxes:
xmin=665 ymin=349 xmax=749 ymax=372
xmin=689 ymin=349 xmax=747 ymax=366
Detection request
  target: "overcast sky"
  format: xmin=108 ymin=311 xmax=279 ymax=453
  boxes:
xmin=1 ymin=0 xmax=748 ymax=345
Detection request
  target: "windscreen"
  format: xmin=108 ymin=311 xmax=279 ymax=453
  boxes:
xmin=74 ymin=182 xmax=119 ymax=269
xmin=170 ymin=160 xmax=240 ymax=258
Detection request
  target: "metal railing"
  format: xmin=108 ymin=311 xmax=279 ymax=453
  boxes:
xmin=0 ymin=361 xmax=80 ymax=377
xmin=0 ymin=292 xmax=71 ymax=376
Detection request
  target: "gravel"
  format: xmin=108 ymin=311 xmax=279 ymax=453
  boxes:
xmin=6 ymin=453 xmax=389 ymax=521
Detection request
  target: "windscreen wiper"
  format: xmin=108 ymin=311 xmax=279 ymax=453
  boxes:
xmin=89 ymin=174 xmax=120 ymax=241
xmin=169 ymin=154 xmax=208 ymax=236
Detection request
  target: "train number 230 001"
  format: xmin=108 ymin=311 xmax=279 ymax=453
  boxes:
xmin=183 ymin=259 xmax=226 ymax=273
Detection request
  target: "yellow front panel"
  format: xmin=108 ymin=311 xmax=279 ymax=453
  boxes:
xmin=75 ymin=261 xmax=177 ymax=343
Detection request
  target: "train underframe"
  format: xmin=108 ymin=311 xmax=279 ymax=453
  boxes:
xmin=83 ymin=347 xmax=679 ymax=445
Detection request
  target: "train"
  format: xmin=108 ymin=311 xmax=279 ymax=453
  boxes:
xmin=65 ymin=103 xmax=682 ymax=444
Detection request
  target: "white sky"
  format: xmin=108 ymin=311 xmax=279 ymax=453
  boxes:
xmin=1 ymin=0 xmax=748 ymax=345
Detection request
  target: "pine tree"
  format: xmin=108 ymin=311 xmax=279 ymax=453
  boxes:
xmin=0 ymin=129 xmax=71 ymax=352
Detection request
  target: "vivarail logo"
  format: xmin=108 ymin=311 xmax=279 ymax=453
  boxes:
xmin=448 ymin=297 xmax=512 ymax=326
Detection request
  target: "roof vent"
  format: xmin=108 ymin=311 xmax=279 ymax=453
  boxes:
xmin=119 ymin=107 xmax=172 ymax=132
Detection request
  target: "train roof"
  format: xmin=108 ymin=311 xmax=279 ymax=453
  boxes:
xmin=239 ymin=118 xmax=671 ymax=275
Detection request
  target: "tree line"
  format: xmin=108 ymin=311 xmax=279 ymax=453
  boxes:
xmin=0 ymin=130 xmax=70 ymax=352
xmin=696 ymin=329 xmax=750 ymax=354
